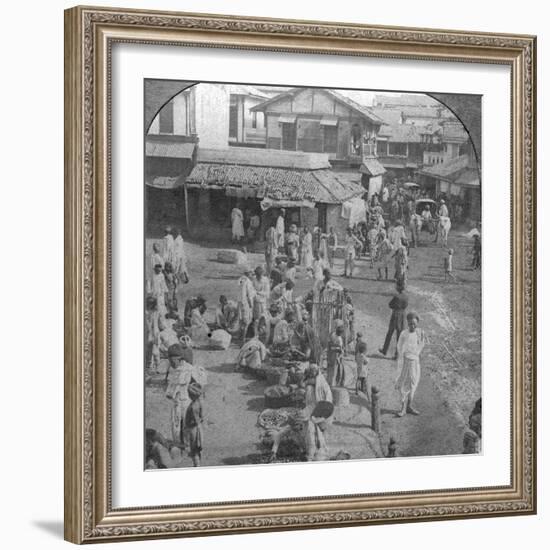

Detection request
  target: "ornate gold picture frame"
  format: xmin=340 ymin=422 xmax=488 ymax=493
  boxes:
xmin=64 ymin=5 xmax=536 ymax=544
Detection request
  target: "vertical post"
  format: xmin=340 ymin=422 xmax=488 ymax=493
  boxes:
xmin=371 ymin=385 xmax=380 ymax=433
xmin=183 ymin=182 xmax=190 ymax=233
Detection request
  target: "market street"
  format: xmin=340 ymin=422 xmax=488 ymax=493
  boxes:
xmin=145 ymin=227 xmax=481 ymax=468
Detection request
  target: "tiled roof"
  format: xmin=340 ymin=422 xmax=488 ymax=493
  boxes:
xmin=196 ymin=147 xmax=331 ymax=170
xmin=378 ymin=124 xmax=423 ymax=143
xmin=186 ymin=160 xmax=364 ymax=204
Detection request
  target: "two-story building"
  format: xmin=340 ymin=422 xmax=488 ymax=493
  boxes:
xmin=250 ymin=87 xmax=385 ymax=168
xmin=227 ymin=85 xmax=270 ymax=148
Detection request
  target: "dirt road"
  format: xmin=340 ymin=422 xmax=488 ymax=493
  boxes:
xmin=145 ymin=228 xmax=481 ymax=467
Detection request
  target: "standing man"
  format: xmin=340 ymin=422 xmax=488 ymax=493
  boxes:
xmin=162 ymin=226 xmax=175 ymax=266
xmin=252 ymin=266 xmax=270 ymax=335
xmin=395 ymin=312 xmax=425 ymax=416
xmin=238 ymin=268 xmax=255 ymax=341
xmin=327 ymin=324 xmax=346 ymax=387
xmin=327 ymin=227 xmax=338 ymax=269
xmin=264 ymin=223 xmax=278 ymax=275
xmin=379 ymin=281 xmax=408 ymax=358
xmin=275 ymin=208 xmax=286 ymax=251
xmin=438 ymin=199 xmax=449 ymax=218
xmin=231 ymin=206 xmax=245 ymax=243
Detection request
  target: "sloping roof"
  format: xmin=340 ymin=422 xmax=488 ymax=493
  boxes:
xmin=145 ymin=139 xmax=196 ymax=159
xmin=227 ymin=84 xmax=270 ymax=99
xmin=196 ymin=147 xmax=331 ymax=170
xmin=378 ymin=124 xmax=423 ymax=143
xmin=418 ymin=155 xmax=479 ymax=186
xmin=250 ymin=87 xmax=383 ymax=124
xmin=146 ymin=175 xmax=185 ymax=189
xmin=185 ymin=151 xmax=364 ymax=204
xmin=370 ymin=107 xmax=403 ymax=125
xmin=360 ymin=158 xmax=387 ymax=176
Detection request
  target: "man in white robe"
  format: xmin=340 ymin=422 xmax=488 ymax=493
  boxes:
xmin=395 ymin=312 xmax=425 ymax=416
xmin=162 ymin=227 xmax=175 ymax=266
xmin=275 ymin=209 xmax=286 ymax=250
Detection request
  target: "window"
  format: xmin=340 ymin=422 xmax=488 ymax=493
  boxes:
xmin=323 ymin=125 xmax=337 ymax=153
xmin=252 ymin=111 xmax=257 ymax=129
xmin=388 ymin=142 xmax=407 ymax=156
xmin=158 ymin=101 xmax=174 ymax=134
xmin=229 ymin=95 xmax=238 ymax=139
xmin=377 ymin=140 xmax=387 ymax=156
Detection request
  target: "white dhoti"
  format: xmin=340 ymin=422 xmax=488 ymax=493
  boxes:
xmin=396 ymin=354 xmax=421 ymax=401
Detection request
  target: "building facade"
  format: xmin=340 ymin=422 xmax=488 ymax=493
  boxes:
xmin=250 ymin=87 xmax=384 ymax=168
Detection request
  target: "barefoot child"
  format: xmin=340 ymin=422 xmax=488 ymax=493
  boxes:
xmin=185 ymin=382 xmax=204 ymax=467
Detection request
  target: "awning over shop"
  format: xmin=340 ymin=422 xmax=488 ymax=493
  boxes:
xmin=260 ymin=197 xmax=315 ymax=211
xmin=360 ymin=158 xmax=386 ymax=177
xmin=146 ymin=175 xmax=185 ymax=189
xmin=320 ymin=116 xmax=338 ymax=126
xmin=278 ymin=114 xmax=297 ymax=124
xmin=145 ymin=139 xmax=196 ymax=159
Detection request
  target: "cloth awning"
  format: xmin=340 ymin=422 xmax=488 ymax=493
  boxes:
xmin=278 ymin=114 xmax=297 ymax=124
xmin=320 ymin=116 xmax=338 ymax=126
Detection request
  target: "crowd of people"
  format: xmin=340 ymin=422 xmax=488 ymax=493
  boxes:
xmin=144 ymin=182 xmax=481 ymax=467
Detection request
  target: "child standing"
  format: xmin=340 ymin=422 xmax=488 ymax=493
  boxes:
xmin=185 ymin=382 xmax=204 ymax=467
xmin=444 ymin=248 xmax=457 ymax=283
xmin=355 ymin=341 xmax=370 ymax=398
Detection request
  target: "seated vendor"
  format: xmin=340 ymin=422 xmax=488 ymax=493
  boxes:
xmin=290 ymin=321 xmax=315 ymax=362
xmin=271 ymin=311 xmax=295 ymax=351
xmin=267 ymin=400 xmax=334 ymax=463
xmin=215 ymin=295 xmax=240 ymax=334
xmin=270 ymin=280 xmax=294 ymax=308
xmin=304 ymin=364 xmax=333 ymax=410
xmin=236 ymin=336 xmax=269 ymax=371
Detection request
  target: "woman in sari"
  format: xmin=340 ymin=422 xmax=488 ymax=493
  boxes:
xmin=395 ymin=312 xmax=425 ymax=417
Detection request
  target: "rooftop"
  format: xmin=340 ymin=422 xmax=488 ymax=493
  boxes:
xmin=250 ymin=87 xmax=384 ymax=125
xmin=185 ymin=147 xmax=365 ymax=204
xmin=419 ymin=154 xmax=479 ymax=184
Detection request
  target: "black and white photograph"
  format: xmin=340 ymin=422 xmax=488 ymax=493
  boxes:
xmin=144 ymin=81 xmax=482 ymax=469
